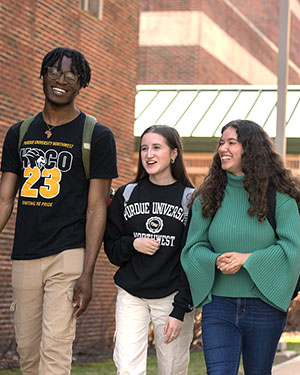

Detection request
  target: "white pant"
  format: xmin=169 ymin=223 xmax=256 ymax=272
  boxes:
xmin=113 ymin=287 xmax=195 ymax=375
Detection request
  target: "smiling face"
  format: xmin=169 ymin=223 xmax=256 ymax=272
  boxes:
xmin=140 ymin=132 xmax=178 ymax=184
xmin=218 ymin=126 xmax=244 ymax=176
xmin=43 ymin=56 xmax=80 ymax=107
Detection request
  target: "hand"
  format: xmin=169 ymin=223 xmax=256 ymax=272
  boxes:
xmin=72 ymin=273 xmax=93 ymax=319
xmin=163 ymin=317 xmax=183 ymax=344
xmin=216 ymin=255 xmax=231 ymax=269
xmin=133 ymin=238 xmax=160 ymax=256
xmin=216 ymin=252 xmax=252 ymax=274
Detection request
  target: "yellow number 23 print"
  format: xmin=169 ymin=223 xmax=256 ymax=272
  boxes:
xmin=21 ymin=166 xmax=62 ymax=199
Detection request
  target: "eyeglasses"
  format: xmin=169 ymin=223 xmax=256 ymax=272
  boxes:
xmin=47 ymin=66 xmax=80 ymax=84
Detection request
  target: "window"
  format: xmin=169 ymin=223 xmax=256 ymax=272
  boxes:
xmin=79 ymin=0 xmax=103 ymax=19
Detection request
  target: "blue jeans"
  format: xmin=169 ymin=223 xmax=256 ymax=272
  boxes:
xmin=201 ymin=296 xmax=287 ymax=375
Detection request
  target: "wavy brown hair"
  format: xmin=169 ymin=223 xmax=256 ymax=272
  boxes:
xmin=134 ymin=125 xmax=194 ymax=188
xmin=192 ymin=119 xmax=300 ymax=221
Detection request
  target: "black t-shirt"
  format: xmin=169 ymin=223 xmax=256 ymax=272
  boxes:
xmin=1 ymin=112 xmax=118 ymax=259
xmin=104 ymin=178 xmax=193 ymax=320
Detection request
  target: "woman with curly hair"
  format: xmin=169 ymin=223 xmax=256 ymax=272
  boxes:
xmin=181 ymin=119 xmax=300 ymax=375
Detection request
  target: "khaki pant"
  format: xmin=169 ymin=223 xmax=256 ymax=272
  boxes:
xmin=11 ymin=249 xmax=84 ymax=375
xmin=114 ymin=287 xmax=195 ymax=375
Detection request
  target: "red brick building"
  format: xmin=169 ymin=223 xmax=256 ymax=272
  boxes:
xmin=139 ymin=0 xmax=300 ymax=85
xmin=0 ymin=0 xmax=139 ymax=358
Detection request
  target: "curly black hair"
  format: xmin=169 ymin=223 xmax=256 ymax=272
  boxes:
xmin=192 ymin=119 xmax=300 ymax=221
xmin=40 ymin=47 xmax=91 ymax=88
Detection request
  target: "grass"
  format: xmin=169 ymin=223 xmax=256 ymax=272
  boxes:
xmin=0 ymin=352 xmax=206 ymax=375
xmin=0 ymin=351 xmax=239 ymax=375
xmin=69 ymin=352 xmax=246 ymax=375
xmin=71 ymin=354 xmax=160 ymax=375
xmin=1 ymin=343 xmax=299 ymax=375
xmin=285 ymin=342 xmax=300 ymax=351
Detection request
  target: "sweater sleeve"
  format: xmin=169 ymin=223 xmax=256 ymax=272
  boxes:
xmin=243 ymin=193 xmax=300 ymax=311
xmin=104 ymin=187 xmax=137 ymax=266
xmin=181 ymin=198 xmax=219 ymax=308
xmin=169 ymin=268 xmax=194 ymax=320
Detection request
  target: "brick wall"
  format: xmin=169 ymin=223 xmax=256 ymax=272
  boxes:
xmin=0 ymin=0 xmax=139 ymax=356
xmin=138 ymin=46 xmax=248 ymax=84
xmin=140 ymin=0 xmax=202 ymax=11
xmin=139 ymin=0 xmax=300 ymax=85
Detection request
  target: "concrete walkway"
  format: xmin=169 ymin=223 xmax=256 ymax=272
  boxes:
xmin=272 ymin=355 xmax=300 ymax=374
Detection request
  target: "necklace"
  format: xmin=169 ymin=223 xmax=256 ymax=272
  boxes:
xmin=45 ymin=123 xmax=55 ymax=139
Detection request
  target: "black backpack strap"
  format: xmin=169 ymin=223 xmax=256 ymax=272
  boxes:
xmin=266 ymin=183 xmax=277 ymax=236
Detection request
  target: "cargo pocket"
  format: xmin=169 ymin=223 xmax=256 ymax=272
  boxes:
xmin=52 ymin=288 xmax=76 ymax=340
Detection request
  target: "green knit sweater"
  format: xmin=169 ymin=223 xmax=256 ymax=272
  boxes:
xmin=181 ymin=172 xmax=300 ymax=312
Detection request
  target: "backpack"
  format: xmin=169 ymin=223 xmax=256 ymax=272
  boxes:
xmin=267 ymin=184 xmax=300 ymax=300
xmin=122 ymin=183 xmax=194 ymax=225
xmin=18 ymin=114 xmax=97 ymax=180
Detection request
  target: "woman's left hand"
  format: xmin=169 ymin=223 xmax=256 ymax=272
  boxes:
xmin=217 ymin=252 xmax=252 ymax=274
xmin=163 ymin=317 xmax=183 ymax=344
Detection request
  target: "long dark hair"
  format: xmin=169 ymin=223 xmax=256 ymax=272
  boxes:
xmin=192 ymin=119 xmax=300 ymax=221
xmin=134 ymin=125 xmax=194 ymax=188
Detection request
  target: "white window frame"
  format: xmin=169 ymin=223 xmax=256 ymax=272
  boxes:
xmin=79 ymin=0 xmax=103 ymax=20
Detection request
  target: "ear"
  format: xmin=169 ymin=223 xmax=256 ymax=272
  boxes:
xmin=171 ymin=148 xmax=178 ymax=161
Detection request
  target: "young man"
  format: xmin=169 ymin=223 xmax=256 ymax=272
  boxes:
xmin=0 ymin=47 xmax=118 ymax=375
